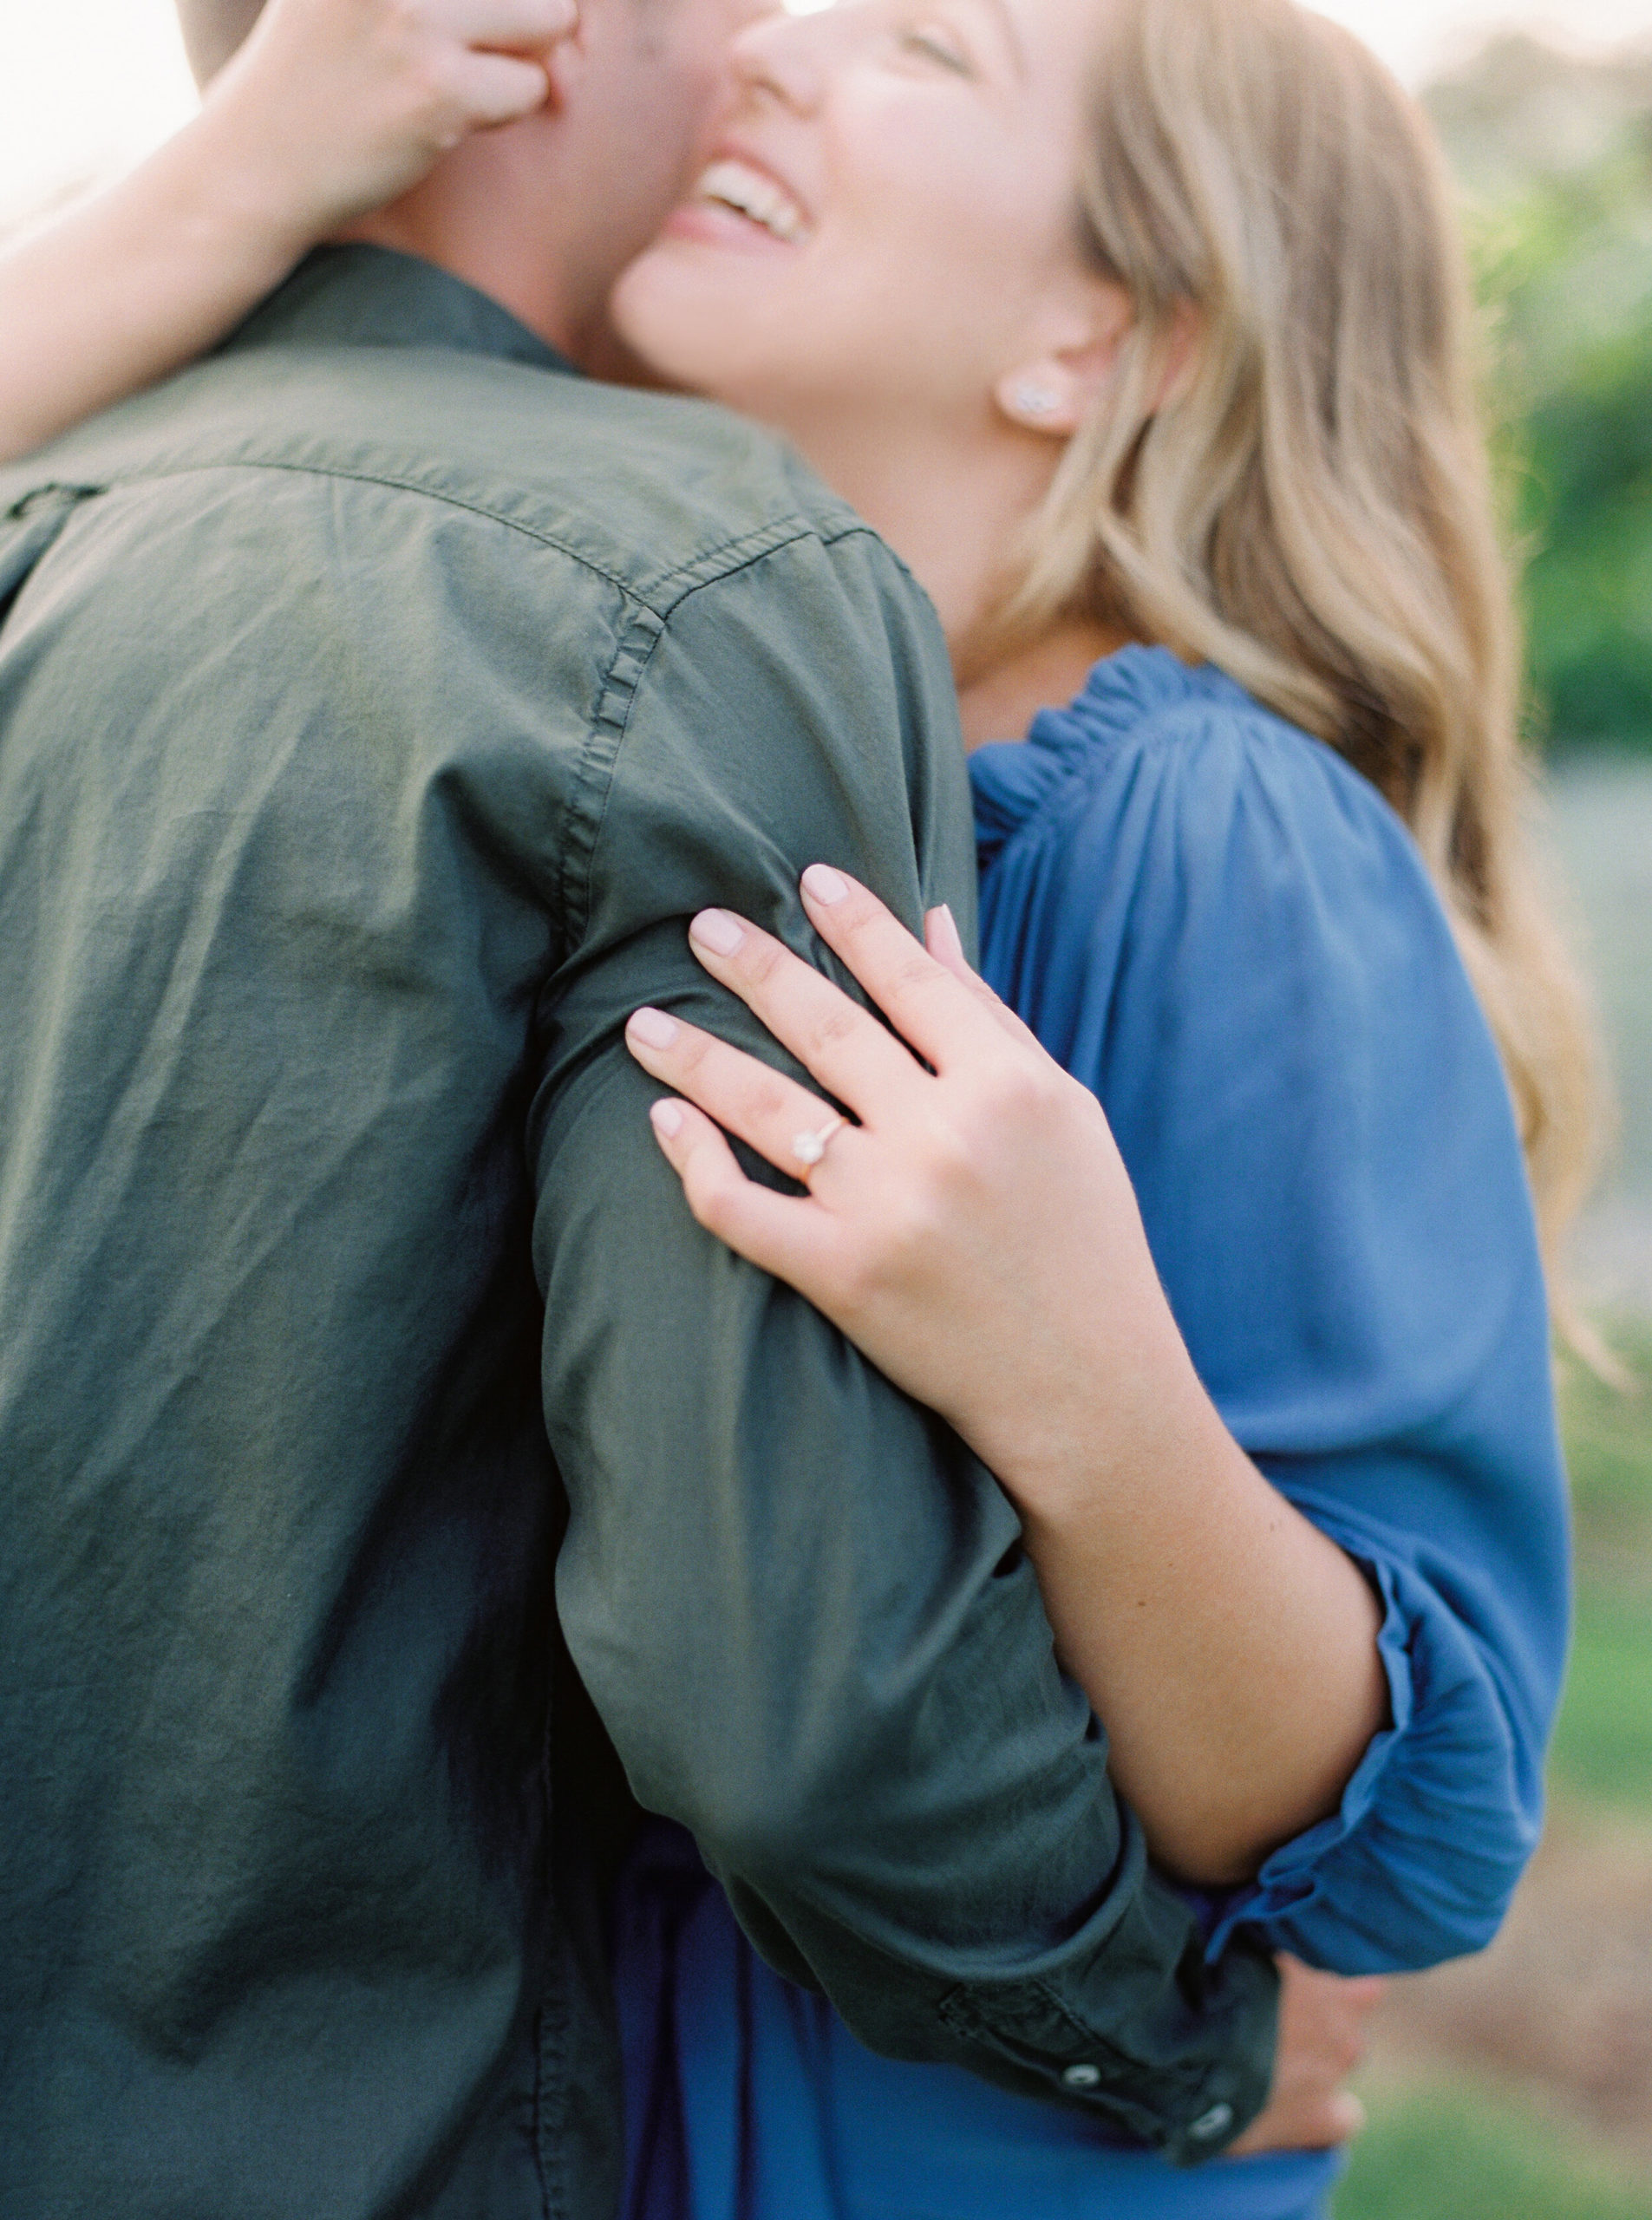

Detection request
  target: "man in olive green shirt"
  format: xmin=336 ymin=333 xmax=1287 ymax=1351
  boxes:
xmin=0 ymin=4 xmax=1276 ymax=2214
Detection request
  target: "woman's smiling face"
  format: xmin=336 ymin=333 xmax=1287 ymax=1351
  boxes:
xmin=610 ymin=0 xmax=1108 ymax=441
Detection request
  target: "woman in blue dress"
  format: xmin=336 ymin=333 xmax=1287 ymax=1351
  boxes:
xmin=0 ymin=0 xmax=1591 ymax=2212
xmin=601 ymin=0 xmax=1593 ymax=2210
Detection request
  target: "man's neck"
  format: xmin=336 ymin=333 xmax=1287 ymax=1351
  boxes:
xmin=334 ymin=116 xmax=603 ymax=360
xmin=336 ymin=210 xmax=581 ymax=360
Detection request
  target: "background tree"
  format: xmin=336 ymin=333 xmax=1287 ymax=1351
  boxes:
xmin=1429 ymin=36 xmax=1652 ymax=755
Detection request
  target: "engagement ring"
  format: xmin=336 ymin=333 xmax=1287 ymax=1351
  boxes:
xmin=793 ymin=1114 xmax=846 ymax=1178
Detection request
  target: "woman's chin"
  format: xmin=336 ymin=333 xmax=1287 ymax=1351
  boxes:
xmin=611 ymin=238 xmax=796 ymax=408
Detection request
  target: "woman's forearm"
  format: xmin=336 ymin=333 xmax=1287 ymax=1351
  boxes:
xmin=0 ymin=112 xmax=315 ymax=464
xmin=1002 ymin=1297 xmax=1388 ymax=1888
xmin=0 ymin=0 xmax=569 ymax=465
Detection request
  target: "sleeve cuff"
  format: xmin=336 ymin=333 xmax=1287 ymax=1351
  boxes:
xmin=933 ymin=1946 xmax=1278 ymax=2164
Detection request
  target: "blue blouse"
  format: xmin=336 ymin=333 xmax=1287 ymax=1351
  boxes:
xmin=613 ymin=647 xmax=1570 ymax=2220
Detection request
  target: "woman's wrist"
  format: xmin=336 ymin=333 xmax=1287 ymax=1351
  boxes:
xmin=157 ymin=98 xmax=336 ymax=283
xmin=958 ymin=1248 xmax=1210 ymax=1527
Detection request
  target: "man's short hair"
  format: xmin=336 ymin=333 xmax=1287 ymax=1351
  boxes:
xmin=176 ymin=0 xmax=266 ymax=84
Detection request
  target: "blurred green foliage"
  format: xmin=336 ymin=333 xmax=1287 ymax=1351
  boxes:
xmin=1562 ymin=1322 xmax=1652 ymax=1579
xmin=1551 ymin=1322 xmax=1652 ymax=1810
xmin=1557 ymin=1592 xmax=1652 ymax=1807
xmin=1337 ymin=2083 xmax=1652 ymax=2220
xmin=1427 ymin=41 xmax=1652 ymax=754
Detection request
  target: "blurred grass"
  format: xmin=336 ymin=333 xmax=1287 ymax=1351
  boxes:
xmin=1554 ymin=1319 xmax=1652 ymax=1812
xmin=1337 ymin=2085 xmax=1652 ymax=2220
xmin=1333 ymin=1324 xmax=1652 ymax=2217
xmin=1555 ymin=1592 xmax=1652 ymax=1810
xmin=1562 ymin=1322 xmax=1652 ymax=1568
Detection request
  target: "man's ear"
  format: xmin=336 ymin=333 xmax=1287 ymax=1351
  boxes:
xmin=993 ymin=278 xmax=1135 ymax=438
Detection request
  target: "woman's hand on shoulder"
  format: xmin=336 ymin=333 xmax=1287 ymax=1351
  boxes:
xmin=624 ymin=865 xmax=1180 ymax=1510
xmin=202 ymin=0 xmax=578 ymax=245
xmin=628 ymin=868 xmax=1390 ymax=1887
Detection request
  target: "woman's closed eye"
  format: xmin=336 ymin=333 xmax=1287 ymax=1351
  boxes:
xmin=894 ymin=21 xmax=976 ymax=75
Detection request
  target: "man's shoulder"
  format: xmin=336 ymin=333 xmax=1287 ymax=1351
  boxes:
xmin=0 ymin=343 xmax=876 ymax=616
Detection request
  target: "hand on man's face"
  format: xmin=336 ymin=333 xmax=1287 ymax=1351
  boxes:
xmin=200 ymin=0 xmax=578 ymax=242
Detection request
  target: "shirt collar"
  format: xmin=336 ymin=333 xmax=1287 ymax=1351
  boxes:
xmin=216 ymin=244 xmax=578 ymax=379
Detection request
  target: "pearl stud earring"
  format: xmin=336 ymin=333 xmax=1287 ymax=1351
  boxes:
xmin=1010 ymin=382 xmax=1060 ymax=421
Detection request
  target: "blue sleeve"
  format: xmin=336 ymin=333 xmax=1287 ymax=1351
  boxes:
xmin=981 ymin=701 xmax=1570 ymax=1975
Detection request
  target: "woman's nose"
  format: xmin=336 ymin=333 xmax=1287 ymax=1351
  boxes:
xmin=728 ymin=8 xmax=827 ymax=112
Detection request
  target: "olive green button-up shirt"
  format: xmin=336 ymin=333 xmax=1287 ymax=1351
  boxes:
xmin=0 ymin=247 xmax=1274 ymax=2219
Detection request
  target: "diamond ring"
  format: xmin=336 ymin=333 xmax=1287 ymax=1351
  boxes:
xmin=793 ymin=1113 xmax=846 ymax=1179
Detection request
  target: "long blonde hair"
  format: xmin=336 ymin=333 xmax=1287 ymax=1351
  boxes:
xmin=991 ymin=0 xmax=1600 ymax=1260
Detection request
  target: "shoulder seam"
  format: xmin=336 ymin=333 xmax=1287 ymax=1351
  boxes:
xmin=24 ymin=452 xmax=871 ymax=622
xmin=558 ymin=520 xmax=893 ymax=946
xmin=559 ymin=603 xmax=666 ymax=948
xmin=8 ymin=451 xmax=897 ymax=960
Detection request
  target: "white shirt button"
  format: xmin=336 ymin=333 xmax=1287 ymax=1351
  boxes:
xmin=1188 ymin=2101 xmax=1234 ymax=2140
xmin=1061 ymin=2062 xmax=1102 ymax=2089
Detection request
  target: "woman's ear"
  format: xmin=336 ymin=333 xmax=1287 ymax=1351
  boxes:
xmin=994 ymin=279 xmax=1134 ymax=438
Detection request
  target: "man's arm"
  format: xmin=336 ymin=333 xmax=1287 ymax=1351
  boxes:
xmin=528 ymin=521 xmax=1277 ymax=2162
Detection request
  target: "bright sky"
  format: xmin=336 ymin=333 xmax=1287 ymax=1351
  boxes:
xmin=2 ymin=0 xmax=1650 ymax=226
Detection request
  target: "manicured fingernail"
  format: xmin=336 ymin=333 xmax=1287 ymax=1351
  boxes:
xmin=650 ymin=1100 xmax=684 ymax=1139
xmin=929 ymin=902 xmax=965 ymax=962
xmin=689 ymin=909 xmax=744 ymax=956
xmin=801 ymin=864 xmax=849 ymax=905
xmin=629 ymin=1007 xmax=679 ymax=1049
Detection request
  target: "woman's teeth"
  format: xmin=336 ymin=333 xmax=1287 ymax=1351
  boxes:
xmin=694 ymin=160 xmax=811 ymax=244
